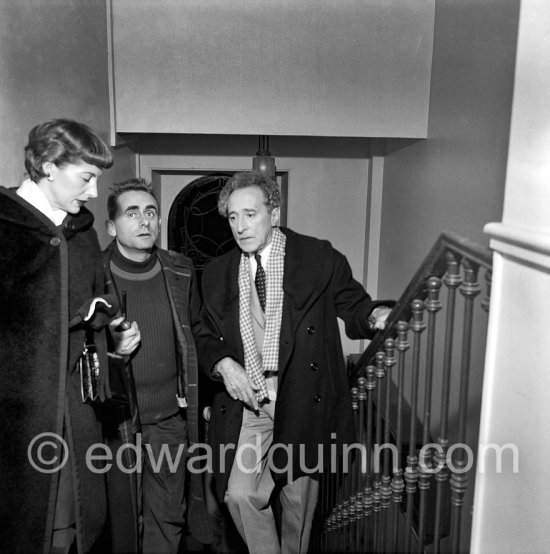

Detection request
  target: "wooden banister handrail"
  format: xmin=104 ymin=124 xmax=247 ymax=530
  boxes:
xmin=350 ymin=230 xmax=493 ymax=383
xmin=315 ymin=231 xmax=493 ymax=553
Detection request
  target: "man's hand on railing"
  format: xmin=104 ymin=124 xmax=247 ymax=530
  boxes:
xmin=368 ymin=306 xmax=393 ymax=331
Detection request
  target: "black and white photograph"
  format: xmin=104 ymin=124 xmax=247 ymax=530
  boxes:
xmin=0 ymin=1 xmax=547 ymax=553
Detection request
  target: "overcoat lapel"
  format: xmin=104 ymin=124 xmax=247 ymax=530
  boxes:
xmin=217 ymin=249 xmax=245 ymax=363
xmin=216 ymin=228 xmax=330 ymax=376
xmin=278 ymin=228 xmax=330 ymax=376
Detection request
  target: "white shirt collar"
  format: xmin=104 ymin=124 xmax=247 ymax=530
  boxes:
xmin=249 ymin=240 xmax=273 ymax=265
xmin=248 ymin=239 xmax=273 ymax=279
xmin=17 ymin=179 xmax=67 ymax=226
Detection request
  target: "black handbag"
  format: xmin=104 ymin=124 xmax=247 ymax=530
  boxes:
xmin=78 ymin=330 xmax=101 ymax=403
xmin=78 ymin=328 xmax=136 ymax=406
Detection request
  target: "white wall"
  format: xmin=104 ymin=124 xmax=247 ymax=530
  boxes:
xmin=0 ymin=0 xmax=111 ymax=189
xmin=110 ymin=0 xmax=433 ymax=138
xmin=377 ymin=0 xmax=519 ymax=302
xmin=471 ymin=2 xmax=550 ymax=552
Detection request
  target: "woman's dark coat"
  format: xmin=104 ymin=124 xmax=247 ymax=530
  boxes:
xmin=0 ymin=187 xmax=109 ymax=553
xmin=197 ymin=227 xmax=385 ymax=500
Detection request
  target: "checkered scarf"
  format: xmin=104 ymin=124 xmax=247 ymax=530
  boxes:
xmin=238 ymin=227 xmax=286 ymax=402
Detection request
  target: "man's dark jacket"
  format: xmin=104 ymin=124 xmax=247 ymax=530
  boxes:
xmin=101 ymin=241 xmax=213 ymax=547
xmin=196 ymin=227 xmax=387 ymax=500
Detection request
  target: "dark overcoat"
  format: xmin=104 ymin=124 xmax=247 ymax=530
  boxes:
xmin=197 ymin=227 xmax=386 ymax=500
xmin=0 ymin=187 xmax=108 ymax=553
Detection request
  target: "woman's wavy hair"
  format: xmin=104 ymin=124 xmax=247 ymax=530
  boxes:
xmin=24 ymin=119 xmax=113 ymax=183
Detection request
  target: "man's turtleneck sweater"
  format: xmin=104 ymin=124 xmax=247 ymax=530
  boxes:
xmin=110 ymin=246 xmax=178 ymax=424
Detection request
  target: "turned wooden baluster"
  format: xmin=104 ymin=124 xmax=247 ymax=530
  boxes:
xmin=433 ymin=252 xmax=462 ymax=553
xmin=347 ymin=387 xmax=359 ymax=552
xmin=337 ymin=410 xmax=350 ymax=554
xmin=318 ymin=468 xmax=326 ymax=552
xmin=320 ymin=385 xmax=339 ymax=552
xmin=340 ymin=416 xmax=353 ymax=552
xmin=341 ymin=451 xmax=352 ymax=552
xmin=336 ymin=452 xmax=344 ymax=553
xmin=322 ymin=424 xmax=339 ymax=549
xmin=372 ymin=351 xmax=386 ymax=552
xmin=404 ymin=300 xmax=425 ymax=551
xmin=340 ymin=475 xmax=350 ymax=553
xmin=355 ymin=377 xmax=368 ymax=552
xmin=362 ymin=365 xmax=376 ymax=552
xmin=390 ymin=322 xmax=409 ymax=553
xmin=322 ymin=465 xmax=334 ymax=551
xmin=321 ymin=495 xmax=329 ymax=550
xmin=318 ymin=488 xmax=327 ymax=553
xmin=348 ymin=489 xmax=356 ymax=552
xmin=331 ymin=459 xmax=342 ymax=553
xmin=328 ymin=506 xmax=337 ymax=553
xmin=380 ymin=339 xmax=396 ymax=551
xmin=450 ymin=259 xmax=481 ymax=553
xmin=325 ymin=435 xmax=340 ymax=551
xmin=417 ymin=277 xmax=442 ymax=554
xmin=334 ymin=501 xmax=342 ymax=553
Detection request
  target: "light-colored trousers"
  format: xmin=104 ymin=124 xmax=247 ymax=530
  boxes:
xmin=224 ymin=388 xmax=319 ymax=554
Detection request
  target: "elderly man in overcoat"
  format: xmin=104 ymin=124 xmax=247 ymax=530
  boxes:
xmin=196 ymin=170 xmax=391 ymax=554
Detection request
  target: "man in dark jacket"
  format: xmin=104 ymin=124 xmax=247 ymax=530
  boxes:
xmin=103 ymin=178 xmax=211 ymax=553
xmin=196 ymin=170 xmax=391 ymax=554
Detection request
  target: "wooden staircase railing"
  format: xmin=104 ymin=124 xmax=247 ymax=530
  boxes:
xmin=312 ymin=230 xmax=493 ymax=554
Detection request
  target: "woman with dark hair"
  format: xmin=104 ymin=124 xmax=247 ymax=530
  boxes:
xmin=0 ymin=119 xmax=140 ymax=553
